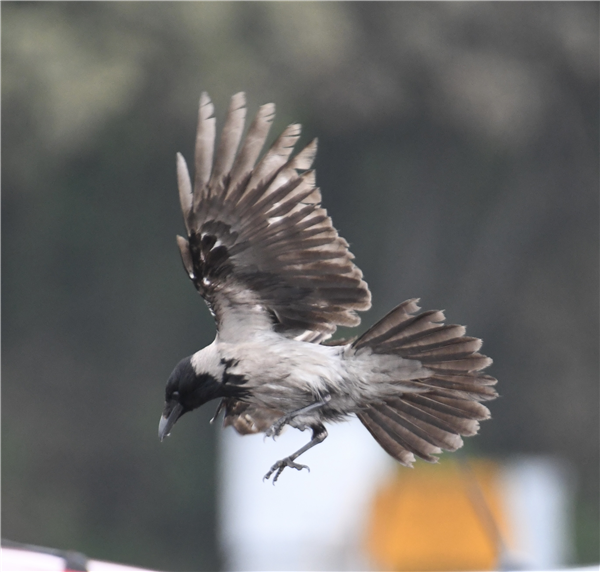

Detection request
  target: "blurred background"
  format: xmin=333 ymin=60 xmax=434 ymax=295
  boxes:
xmin=2 ymin=2 xmax=598 ymax=571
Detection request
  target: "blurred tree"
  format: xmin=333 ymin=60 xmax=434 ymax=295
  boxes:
xmin=2 ymin=2 xmax=598 ymax=569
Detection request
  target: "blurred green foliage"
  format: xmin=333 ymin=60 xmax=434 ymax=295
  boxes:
xmin=2 ymin=2 xmax=598 ymax=570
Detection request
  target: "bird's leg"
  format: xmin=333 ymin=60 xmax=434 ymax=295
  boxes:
xmin=265 ymin=394 xmax=331 ymax=439
xmin=264 ymin=423 xmax=328 ymax=483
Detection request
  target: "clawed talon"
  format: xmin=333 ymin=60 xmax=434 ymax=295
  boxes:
xmin=262 ymin=422 xmax=325 ymax=483
xmin=265 ymin=418 xmax=287 ymax=440
xmin=263 ymin=457 xmax=310 ymax=484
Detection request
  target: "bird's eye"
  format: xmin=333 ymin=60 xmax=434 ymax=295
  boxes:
xmin=171 ymin=391 xmax=180 ymax=399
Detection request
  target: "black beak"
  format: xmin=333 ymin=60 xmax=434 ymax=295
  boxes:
xmin=158 ymin=403 xmax=184 ymax=441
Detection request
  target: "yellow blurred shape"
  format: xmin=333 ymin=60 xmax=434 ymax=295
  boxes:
xmin=365 ymin=459 xmax=509 ymax=571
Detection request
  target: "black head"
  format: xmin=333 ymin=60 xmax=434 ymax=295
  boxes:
xmin=158 ymin=356 xmax=223 ymax=441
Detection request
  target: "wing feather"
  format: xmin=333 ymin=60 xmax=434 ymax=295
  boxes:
xmin=228 ymin=102 xmax=276 ymax=195
xmin=247 ymin=123 xmax=301 ymax=192
xmin=176 ymin=153 xmax=193 ymax=232
xmin=194 ymin=93 xmax=216 ymax=192
xmin=210 ymin=92 xmax=247 ymax=185
xmin=175 ymin=93 xmax=371 ymax=341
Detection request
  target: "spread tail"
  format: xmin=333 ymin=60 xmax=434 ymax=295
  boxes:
xmin=354 ymin=298 xmax=497 ymax=467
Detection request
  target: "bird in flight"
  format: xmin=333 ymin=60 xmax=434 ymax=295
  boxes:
xmin=158 ymin=93 xmax=497 ymax=483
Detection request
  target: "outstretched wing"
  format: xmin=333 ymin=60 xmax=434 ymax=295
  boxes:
xmin=175 ymin=92 xmax=371 ymax=343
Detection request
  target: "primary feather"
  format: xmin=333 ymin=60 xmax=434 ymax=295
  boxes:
xmin=176 ymin=91 xmax=371 ymax=344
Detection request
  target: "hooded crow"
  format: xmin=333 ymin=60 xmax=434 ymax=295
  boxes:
xmin=158 ymin=93 xmax=498 ymax=483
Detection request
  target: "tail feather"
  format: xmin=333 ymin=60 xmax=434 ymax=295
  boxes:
xmin=359 ymin=410 xmax=419 ymax=466
xmin=398 ymin=336 xmax=482 ymax=359
xmin=405 ymin=396 xmax=483 ymax=437
xmin=354 ymin=299 xmax=421 ymax=347
xmin=389 ymin=324 xmax=467 ymax=349
xmin=385 ymin=396 xmax=474 ymax=441
xmin=420 ymin=376 xmax=498 ymax=401
xmin=406 ymin=393 xmax=490 ymax=420
xmin=365 ymin=310 xmax=445 ymax=349
xmin=424 ymin=354 xmax=493 ymax=371
xmin=354 ymin=299 xmax=497 ymax=465
xmin=364 ymin=407 xmax=442 ymax=463
xmin=376 ymin=402 xmax=461 ymax=452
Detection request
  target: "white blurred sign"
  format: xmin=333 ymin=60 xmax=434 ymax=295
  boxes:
xmin=218 ymin=416 xmax=394 ymax=571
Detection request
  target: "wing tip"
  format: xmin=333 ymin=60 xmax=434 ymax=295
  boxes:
xmin=231 ymin=91 xmax=246 ymax=108
xmin=199 ymin=92 xmax=214 ymax=116
xmin=258 ymin=102 xmax=276 ymax=121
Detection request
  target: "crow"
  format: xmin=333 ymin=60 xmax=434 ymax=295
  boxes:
xmin=158 ymin=93 xmax=497 ymax=483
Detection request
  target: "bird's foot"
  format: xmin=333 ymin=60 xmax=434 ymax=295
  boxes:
xmin=265 ymin=417 xmax=289 ymax=440
xmin=263 ymin=457 xmax=310 ymax=484
xmin=265 ymin=397 xmax=331 ymax=440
